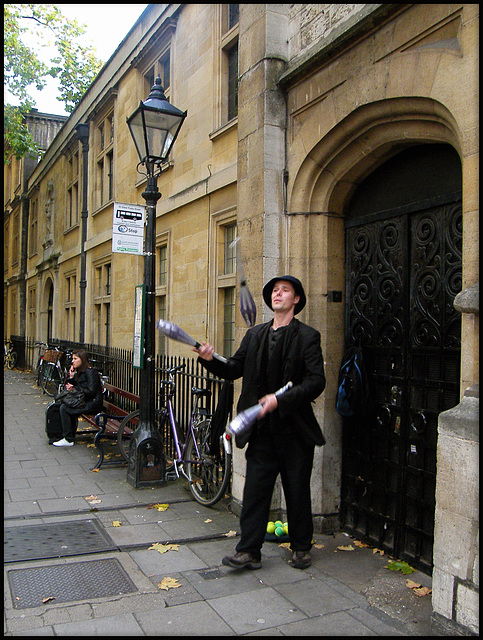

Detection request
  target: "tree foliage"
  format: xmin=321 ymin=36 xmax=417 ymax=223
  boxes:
xmin=4 ymin=4 xmax=104 ymax=162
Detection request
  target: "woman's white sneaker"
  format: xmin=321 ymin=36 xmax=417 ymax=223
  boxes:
xmin=52 ymin=438 xmax=74 ymax=447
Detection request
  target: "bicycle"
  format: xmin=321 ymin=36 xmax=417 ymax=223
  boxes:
xmin=39 ymin=345 xmax=73 ymax=396
xmin=34 ymin=341 xmax=51 ymax=387
xmin=4 ymin=340 xmax=18 ymax=370
xmin=117 ymin=364 xmax=232 ymax=507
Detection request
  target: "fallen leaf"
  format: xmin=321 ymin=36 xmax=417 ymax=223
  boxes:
xmin=313 ymin=543 xmax=324 ymax=549
xmin=224 ymin=530 xmax=237 ymax=537
xmin=87 ymin=443 xmax=96 ymax=448
xmin=89 ymin=499 xmax=101 ymax=504
xmin=91 ymin=468 xmax=100 ymax=472
xmin=152 ymin=503 xmax=169 ymax=512
xmin=336 ymin=544 xmax=355 ymax=551
xmin=204 ymin=518 xmax=212 ymax=523
xmin=406 ymin=579 xmax=421 ymax=589
xmin=413 ymin=586 xmax=432 ymax=597
xmin=278 ymin=542 xmax=291 ymax=549
xmin=42 ymin=597 xmax=56 ymax=604
xmin=85 ymin=495 xmax=98 ymax=501
xmin=148 ymin=543 xmax=180 ymax=554
xmin=386 ymin=560 xmax=415 ymax=574
xmin=354 ymin=540 xmax=370 ymax=548
xmin=112 ymin=521 xmax=122 ymax=527
xmin=373 ymin=548 xmax=384 ymax=555
xmin=158 ymin=577 xmax=182 ymax=591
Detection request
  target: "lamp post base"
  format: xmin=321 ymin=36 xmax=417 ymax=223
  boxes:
xmin=126 ymin=421 xmax=166 ymax=488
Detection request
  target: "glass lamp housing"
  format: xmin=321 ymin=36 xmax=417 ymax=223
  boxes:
xmin=127 ymin=76 xmax=186 ymax=166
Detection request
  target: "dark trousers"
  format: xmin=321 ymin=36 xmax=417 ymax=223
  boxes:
xmin=236 ymin=428 xmax=315 ymax=557
xmin=59 ymin=404 xmax=80 ymax=441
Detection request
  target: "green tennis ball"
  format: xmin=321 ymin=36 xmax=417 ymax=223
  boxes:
xmin=266 ymin=521 xmax=275 ymax=534
xmin=274 ymin=520 xmax=283 ymax=528
xmin=275 ymin=526 xmax=284 ymax=537
xmin=283 ymin=524 xmax=289 ymax=535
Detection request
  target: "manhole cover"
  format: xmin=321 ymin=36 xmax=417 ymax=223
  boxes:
xmin=7 ymin=558 xmax=138 ymax=609
xmin=4 ymin=519 xmax=117 ymax=563
xmin=197 ymin=569 xmax=225 ymax=580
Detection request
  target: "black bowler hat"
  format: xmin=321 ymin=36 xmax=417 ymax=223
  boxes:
xmin=262 ymin=275 xmax=306 ymax=314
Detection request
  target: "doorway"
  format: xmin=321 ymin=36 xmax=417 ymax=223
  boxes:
xmin=340 ymin=144 xmax=462 ymax=574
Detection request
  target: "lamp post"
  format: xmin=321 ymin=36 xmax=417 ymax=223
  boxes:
xmin=126 ymin=76 xmax=186 ymax=488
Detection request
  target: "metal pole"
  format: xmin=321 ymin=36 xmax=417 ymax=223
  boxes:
xmin=139 ymin=173 xmax=161 ymax=431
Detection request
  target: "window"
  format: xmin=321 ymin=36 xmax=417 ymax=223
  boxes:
xmin=93 ymin=261 xmax=112 ymax=346
xmin=215 ymin=220 xmax=237 ymax=357
xmin=144 ymin=49 xmax=171 ymax=98
xmin=4 ymin=220 xmax=9 ymax=272
xmin=223 ymin=287 xmax=236 ymax=356
xmin=94 ymin=110 xmax=115 ymax=209
xmin=228 ymin=4 xmax=239 ymax=29
xmin=12 ymin=212 xmax=19 ymax=266
xmin=28 ymin=286 xmax=36 ymax=338
xmin=64 ymin=272 xmax=77 ymax=341
xmin=66 ymin=146 xmax=80 ymax=229
xmin=227 ymin=44 xmax=238 ymax=121
xmin=217 ymin=5 xmax=239 ymax=127
xmin=29 ymin=197 xmax=38 ymax=255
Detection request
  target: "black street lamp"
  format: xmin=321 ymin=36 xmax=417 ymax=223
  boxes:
xmin=126 ymin=76 xmax=186 ymax=488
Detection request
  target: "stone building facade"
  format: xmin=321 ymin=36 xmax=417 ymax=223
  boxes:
xmin=4 ymin=5 xmax=478 ymax=634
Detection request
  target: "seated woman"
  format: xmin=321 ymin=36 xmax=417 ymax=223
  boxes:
xmin=52 ymin=349 xmax=104 ymax=447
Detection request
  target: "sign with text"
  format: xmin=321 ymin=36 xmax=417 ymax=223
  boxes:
xmin=133 ymin=285 xmax=145 ymax=369
xmin=112 ymin=202 xmax=146 ymax=254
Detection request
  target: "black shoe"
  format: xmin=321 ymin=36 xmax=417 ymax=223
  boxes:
xmin=222 ymin=551 xmax=262 ymax=570
xmin=291 ymin=550 xmax=311 ymax=569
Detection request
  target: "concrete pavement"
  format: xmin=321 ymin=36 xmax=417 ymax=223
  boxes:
xmin=4 ymin=368 xmax=435 ymax=636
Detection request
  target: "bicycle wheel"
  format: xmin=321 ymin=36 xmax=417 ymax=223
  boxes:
xmin=7 ymin=351 xmax=17 ymax=369
xmin=117 ymin=410 xmax=139 ymax=461
xmin=40 ymin=363 xmax=62 ymax=396
xmin=185 ymin=420 xmax=232 ymax=507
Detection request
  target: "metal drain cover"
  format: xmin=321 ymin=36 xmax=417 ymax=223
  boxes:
xmin=4 ymin=519 xmax=117 ymax=563
xmin=198 ymin=569 xmax=225 ymax=580
xmin=7 ymin=558 xmax=138 ymax=609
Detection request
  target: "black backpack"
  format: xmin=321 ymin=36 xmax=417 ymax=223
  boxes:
xmin=335 ymin=347 xmax=370 ymax=417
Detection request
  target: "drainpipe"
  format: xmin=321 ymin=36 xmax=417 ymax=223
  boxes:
xmin=76 ymin=123 xmax=89 ymax=343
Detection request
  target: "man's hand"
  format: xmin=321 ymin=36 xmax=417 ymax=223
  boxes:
xmin=193 ymin=342 xmax=214 ymax=361
xmin=258 ymin=393 xmax=278 ymax=417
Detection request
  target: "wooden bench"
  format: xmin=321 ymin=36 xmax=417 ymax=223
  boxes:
xmin=77 ymin=382 xmax=140 ymax=471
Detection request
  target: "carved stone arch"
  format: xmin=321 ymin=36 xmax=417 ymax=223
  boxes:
xmin=288 ymin=97 xmax=461 ymax=215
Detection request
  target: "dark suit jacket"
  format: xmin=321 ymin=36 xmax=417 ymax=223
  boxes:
xmin=198 ymin=318 xmax=326 ymax=446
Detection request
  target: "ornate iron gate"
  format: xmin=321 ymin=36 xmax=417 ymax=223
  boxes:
xmin=340 ymin=197 xmax=462 ymax=574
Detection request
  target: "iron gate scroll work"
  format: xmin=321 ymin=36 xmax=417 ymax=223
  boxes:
xmin=341 ymin=199 xmax=462 ymax=574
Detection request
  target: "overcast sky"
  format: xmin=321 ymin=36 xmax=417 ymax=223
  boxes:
xmin=6 ymin=4 xmax=148 ymax=115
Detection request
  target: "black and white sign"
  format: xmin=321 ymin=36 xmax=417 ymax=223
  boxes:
xmin=112 ymin=202 xmax=146 ymax=254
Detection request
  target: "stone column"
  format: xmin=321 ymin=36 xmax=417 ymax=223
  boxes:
xmin=432 ymin=283 xmax=479 ymax=636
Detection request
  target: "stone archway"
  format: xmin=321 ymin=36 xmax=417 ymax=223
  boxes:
xmin=288 ymin=97 xmax=461 ymax=215
xmin=284 ymin=96 xmax=463 ymax=533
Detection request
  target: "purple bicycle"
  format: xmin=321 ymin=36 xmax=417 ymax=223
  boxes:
xmin=117 ymin=364 xmax=232 ymax=507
